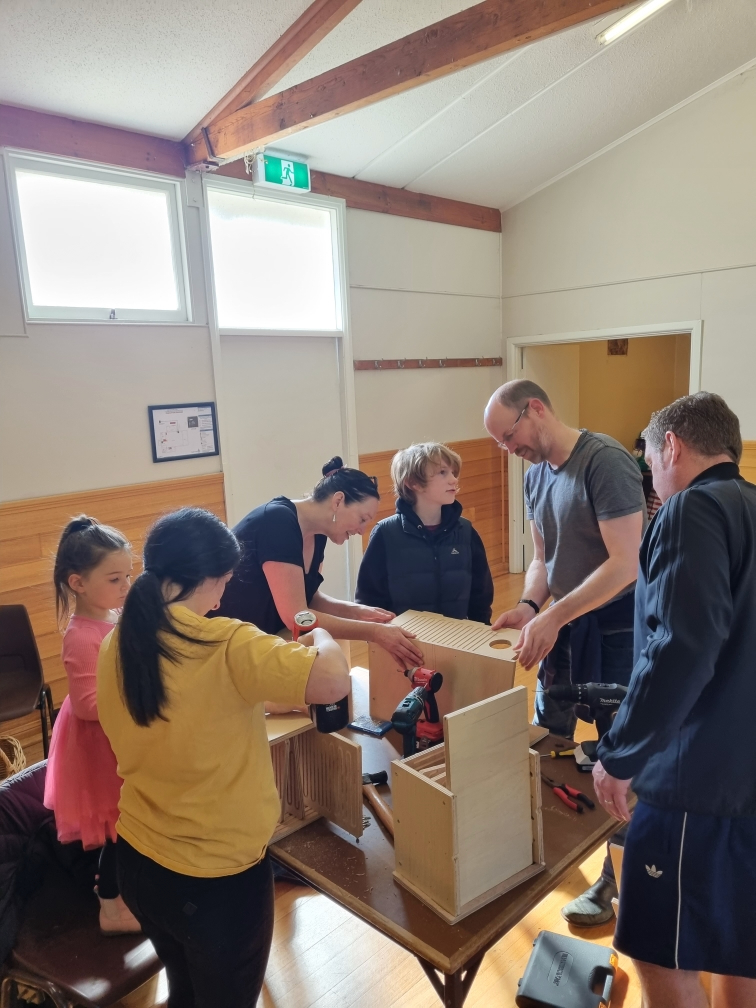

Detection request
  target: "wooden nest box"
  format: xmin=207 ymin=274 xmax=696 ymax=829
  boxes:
xmin=369 ymin=610 xmax=519 ymax=722
xmin=266 ymin=713 xmax=364 ymax=842
xmin=392 ymin=685 xmax=544 ymax=923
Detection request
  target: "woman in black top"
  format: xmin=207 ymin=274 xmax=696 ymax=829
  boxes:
xmin=216 ymin=458 xmax=423 ymax=669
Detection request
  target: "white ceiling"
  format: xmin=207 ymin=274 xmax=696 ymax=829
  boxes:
xmin=2 ymin=0 xmax=756 ymax=210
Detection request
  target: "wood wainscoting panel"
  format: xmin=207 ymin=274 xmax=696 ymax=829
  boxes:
xmin=0 ymin=474 xmax=226 ymax=759
xmin=358 ymin=438 xmax=507 ymax=579
xmin=739 ymin=441 xmax=756 ymax=485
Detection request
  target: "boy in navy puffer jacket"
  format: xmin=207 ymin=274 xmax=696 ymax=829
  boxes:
xmin=356 ymin=443 xmax=493 ymax=623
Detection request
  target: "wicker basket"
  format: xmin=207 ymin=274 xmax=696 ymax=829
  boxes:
xmin=0 ymin=736 xmax=26 ymax=782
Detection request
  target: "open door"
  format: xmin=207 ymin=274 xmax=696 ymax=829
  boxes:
xmin=509 ymin=333 xmax=691 ymax=572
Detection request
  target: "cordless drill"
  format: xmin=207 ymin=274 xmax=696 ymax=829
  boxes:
xmin=546 ymin=682 xmax=628 ymax=771
xmin=391 ymin=668 xmax=444 ymax=758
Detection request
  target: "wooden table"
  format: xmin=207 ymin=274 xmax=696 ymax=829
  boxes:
xmin=271 ymin=678 xmax=618 ymax=1008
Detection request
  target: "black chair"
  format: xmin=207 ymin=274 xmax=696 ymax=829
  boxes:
xmin=0 ymin=606 xmax=56 ymax=758
xmin=0 ymin=764 xmax=162 ymax=1008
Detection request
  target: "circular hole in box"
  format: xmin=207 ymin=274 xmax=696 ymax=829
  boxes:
xmin=489 ymin=637 xmax=515 ymax=650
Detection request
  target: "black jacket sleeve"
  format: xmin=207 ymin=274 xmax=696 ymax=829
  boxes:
xmin=355 ymin=525 xmax=393 ymax=612
xmin=468 ymin=527 xmax=494 ymax=624
xmin=597 ymin=488 xmax=734 ymax=781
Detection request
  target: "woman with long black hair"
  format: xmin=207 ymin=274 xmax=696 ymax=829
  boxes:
xmin=97 ymin=507 xmax=349 ymax=1008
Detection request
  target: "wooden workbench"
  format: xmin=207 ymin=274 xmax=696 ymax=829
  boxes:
xmin=271 ymin=671 xmax=619 ymax=1008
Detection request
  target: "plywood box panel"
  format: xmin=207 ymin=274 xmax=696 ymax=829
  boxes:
xmin=266 ymin=715 xmax=363 ymax=842
xmin=392 ymin=687 xmax=544 ymax=924
xmin=369 ymin=609 xmax=517 ymax=722
xmin=445 ymin=689 xmax=533 ymax=907
xmin=392 ymin=761 xmax=456 ymax=916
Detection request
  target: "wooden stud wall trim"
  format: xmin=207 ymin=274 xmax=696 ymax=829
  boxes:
xmin=0 ymin=103 xmax=186 ymax=177
xmin=183 ymin=0 xmax=364 ymax=146
xmin=185 ymin=0 xmax=630 ymax=164
xmin=354 ymin=357 xmax=503 ymax=371
xmin=216 ymin=160 xmax=502 ymax=232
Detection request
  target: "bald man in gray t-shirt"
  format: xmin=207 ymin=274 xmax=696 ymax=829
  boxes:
xmin=485 ymin=379 xmax=647 ymax=926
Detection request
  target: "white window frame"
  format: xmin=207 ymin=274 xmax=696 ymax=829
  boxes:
xmin=203 ymin=174 xmax=346 ymax=338
xmin=4 ymin=149 xmax=191 ymax=323
xmin=201 ymin=173 xmax=362 ymax=589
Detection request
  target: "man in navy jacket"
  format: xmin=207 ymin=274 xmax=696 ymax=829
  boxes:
xmin=595 ymin=392 xmax=756 ymax=1008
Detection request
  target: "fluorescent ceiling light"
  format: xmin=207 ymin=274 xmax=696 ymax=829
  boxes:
xmin=597 ymin=0 xmax=677 ymax=44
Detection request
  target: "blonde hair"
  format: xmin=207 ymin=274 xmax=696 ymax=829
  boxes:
xmin=391 ymin=443 xmax=461 ymax=506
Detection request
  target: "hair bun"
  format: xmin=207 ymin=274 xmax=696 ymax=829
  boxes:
xmin=63 ymin=515 xmax=97 ymax=536
xmin=322 ymin=456 xmax=344 ymax=477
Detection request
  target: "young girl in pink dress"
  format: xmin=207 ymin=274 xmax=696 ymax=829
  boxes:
xmin=45 ymin=515 xmax=141 ymax=934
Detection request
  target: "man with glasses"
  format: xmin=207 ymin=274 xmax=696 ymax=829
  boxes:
xmin=484 ymin=379 xmax=646 ymax=926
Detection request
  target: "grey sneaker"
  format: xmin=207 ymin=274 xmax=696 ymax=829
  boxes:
xmin=561 ymin=877 xmax=617 ymax=927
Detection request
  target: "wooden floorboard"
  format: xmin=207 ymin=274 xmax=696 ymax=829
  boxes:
xmin=52 ymin=573 xmax=645 ymax=1008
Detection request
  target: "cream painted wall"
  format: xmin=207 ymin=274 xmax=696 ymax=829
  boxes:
xmin=501 ymin=66 xmax=756 ymax=434
xmin=347 ymin=210 xmax=502 ymax=453
xmin=218 ymin=333 xmax=350 ymax=599
xmin=0 ymin=158 xmax=220 ymax=502
xmin=0 ymin=165 xmax=501 ymax=602
xmin=523 ymin=343 xmax=580 ymax=427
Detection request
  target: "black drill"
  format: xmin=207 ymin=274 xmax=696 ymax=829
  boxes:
xmin=546 ymin=682 xmax=628 ymax=769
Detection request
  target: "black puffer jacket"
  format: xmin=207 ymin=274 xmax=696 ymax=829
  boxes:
xmin=356 ymin=498 xmax=493 ymax=623
xmin=0 ymin=762 xmax=97 ymax=963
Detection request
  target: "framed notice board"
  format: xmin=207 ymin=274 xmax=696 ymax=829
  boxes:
xmin=148 ymin=402 xmax=219 ymax=463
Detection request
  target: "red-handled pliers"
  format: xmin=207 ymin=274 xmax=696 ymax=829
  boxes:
xmin=541 ymin=774 xmax=595 ymax=813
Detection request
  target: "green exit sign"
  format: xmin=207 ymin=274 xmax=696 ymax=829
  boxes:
xmin=251 ymin=152 xmax=311 ymax=192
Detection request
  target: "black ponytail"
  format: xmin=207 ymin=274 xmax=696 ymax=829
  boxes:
xmin=311 ymin=456 xmax=379 ymax=505
xmin=117 ymin=508 xmax=241 ymax=727
xmin=53 ymin=515 xmax=130 ymax=627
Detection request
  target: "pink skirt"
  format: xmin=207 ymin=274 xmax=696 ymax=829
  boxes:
xmin=43 ymin=696 xmax=122 ymax=849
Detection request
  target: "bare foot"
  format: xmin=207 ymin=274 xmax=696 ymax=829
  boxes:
xmin=99 ymin=894 xmax=142 ymax=935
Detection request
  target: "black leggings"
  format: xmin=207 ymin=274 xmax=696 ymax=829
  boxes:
xmin=97 ymin=839 xmax=120 ymax=899
xmin=116 ymin=837 xmax=274 ymax=1008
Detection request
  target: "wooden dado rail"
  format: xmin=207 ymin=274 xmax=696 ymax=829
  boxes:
xmin=0 ymin=473 xmax=226 ymax=758
xmin=358 ymin=438 xmax=508 ymax=581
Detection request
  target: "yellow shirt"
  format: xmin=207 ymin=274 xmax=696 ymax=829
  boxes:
xmin=97 ymin=605 xmax=315 ymax=877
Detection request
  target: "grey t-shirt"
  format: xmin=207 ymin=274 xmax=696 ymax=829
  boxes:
xmin=525 ymin=430 xmax=646 ymax=603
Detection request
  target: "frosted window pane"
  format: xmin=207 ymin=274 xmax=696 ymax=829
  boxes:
xmin=15 ymin=171 xmax=179 ymax=310
xmin=208 ymin=189 xmax=337 ymax=330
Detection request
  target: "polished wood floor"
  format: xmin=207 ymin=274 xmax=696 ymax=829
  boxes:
xmin=112 ymin=575 xmax=646 ymax=1007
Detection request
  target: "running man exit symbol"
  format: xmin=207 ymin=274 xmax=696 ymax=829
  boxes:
xmin=281 ymin=160 xmax=295 ymax=186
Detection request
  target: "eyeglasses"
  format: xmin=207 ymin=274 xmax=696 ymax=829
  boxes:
xmin=495 ymin=404 xmax=528 ymax=449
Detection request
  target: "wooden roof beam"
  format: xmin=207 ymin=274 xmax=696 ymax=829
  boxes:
xmin=216 ymin=160 xmax=502 ymax=231
xmin=185 ymin=0 xmax=631 ymax=166
xmin=183 ymin=0 xmax=363 ymax=148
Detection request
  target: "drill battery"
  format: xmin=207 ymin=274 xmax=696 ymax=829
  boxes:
xmin=516 ymin=931 xmax=617 ymax=1008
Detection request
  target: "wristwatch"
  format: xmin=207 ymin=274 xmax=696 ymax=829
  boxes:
xmin=518 ymin=599 xmax=540 ymax=614
xmin=293 ymin=610 xmax=318 ymax=641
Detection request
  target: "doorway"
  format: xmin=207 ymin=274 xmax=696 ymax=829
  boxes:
xmin=507 ymin=328 xmax=695 ymax=571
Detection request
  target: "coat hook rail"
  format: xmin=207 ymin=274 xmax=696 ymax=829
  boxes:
xmin=353 ymin=357 xmax=502 ymax=371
